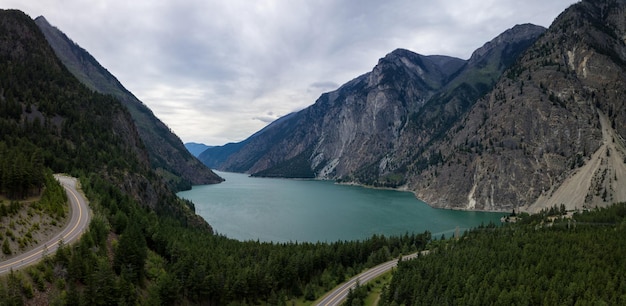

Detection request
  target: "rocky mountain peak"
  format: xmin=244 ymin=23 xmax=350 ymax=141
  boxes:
xmin=199 ymin=0 xmax=626 ymax=212
xmin=468 ymin=23 xmax=546 ymax=68
xmin=201 ymin=22 xmax=546 ymax=189
xmin=34 ymin=15 xmax=49 ymax=24
xmin=369 ymin=48 xmax=463 ymax=90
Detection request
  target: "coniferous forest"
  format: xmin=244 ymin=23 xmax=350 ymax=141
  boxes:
xmin=380 ymin=204 xmax=626 ymax=305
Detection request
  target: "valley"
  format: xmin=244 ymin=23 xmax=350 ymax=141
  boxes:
xmin=1 ymin=0 xmax=626 ymax=304
xmin=198 ymin=0 xmax=626 ymax=212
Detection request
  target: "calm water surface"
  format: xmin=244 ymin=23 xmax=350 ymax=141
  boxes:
xmin=177 ymin=171 xmax=503 ymax=243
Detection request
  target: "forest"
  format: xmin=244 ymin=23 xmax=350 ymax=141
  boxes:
xmin=379 ymin=203 xmax=626 ymax=305
xmin=0 ymin=172 xmax=431 ymax=305
xmin=0 ymin=142 xmax=45 ymax=200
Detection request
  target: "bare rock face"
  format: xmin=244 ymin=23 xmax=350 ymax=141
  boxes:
xmin=205 ymin=24 xmax=545 ymax=186
xmin=412 ymin=0 xmax=626 ymax=211
xmin=214 ymin=50 xmax=465 ymax=179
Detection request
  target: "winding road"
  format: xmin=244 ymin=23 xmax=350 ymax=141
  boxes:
xmin=316 ymin=252 xmax=421 ymax=306
xmin=0 ymin=175 xmax=91 ymax=275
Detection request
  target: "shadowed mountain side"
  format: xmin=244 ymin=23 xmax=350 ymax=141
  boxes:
xmin=35 ymin=16 xmax=223 ymax=191
xmin=185 ymin=142 xmax=213 ymax=157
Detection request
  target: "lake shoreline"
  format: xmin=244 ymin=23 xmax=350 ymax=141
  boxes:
xmin=334 ymin=181 xmax=509 ymax=214
xmin=179 ymin=171 xmax=503 ymax=243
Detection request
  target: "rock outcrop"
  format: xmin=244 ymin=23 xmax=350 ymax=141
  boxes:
xmin=413 ymin=0 xmax=626 ymax=211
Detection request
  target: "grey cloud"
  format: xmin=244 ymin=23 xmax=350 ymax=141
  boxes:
xmin=308 ymin=81 xmax=340 ymax=92
xmin=5 ymin=0 xmax=576 ymax=145
xmin=253 ymin=115 xmax=279 ymax=124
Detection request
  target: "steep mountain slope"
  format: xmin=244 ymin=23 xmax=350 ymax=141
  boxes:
xmin=198 ymin=111 xmax=299 ymax=172
xmin=411 ymin=0 xmax=626 ymax=211
xmin=205 ymin=50 xmax=466 ymax=178
xmin=0 ymin=9 xmax=159 ymax=210
xmin=376 ymin=24 xmax=546 ymax=186
xmin=201 ymin=24 xmax=545 ymax=188
xmin=34 ymin=16 xmax=222 ymax=191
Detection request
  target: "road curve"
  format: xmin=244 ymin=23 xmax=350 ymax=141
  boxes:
xmin=316 ymin=252 xmax=420 ymax=306
xmin=0 ymin=175 xmax=91 ymax=275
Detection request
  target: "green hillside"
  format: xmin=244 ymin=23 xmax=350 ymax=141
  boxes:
xmin=380 ymin=204 xmax=626 ymax=305
xmin=34 ymin=16 xmax=223 ymax=192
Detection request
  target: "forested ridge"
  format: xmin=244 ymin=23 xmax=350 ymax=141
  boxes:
xmin=380 ymin=204 xmax=626 ymax=305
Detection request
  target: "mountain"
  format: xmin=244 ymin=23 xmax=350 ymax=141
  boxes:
xmin=184 ymin=142 xmax=213 ymax=157
xmin=0 ymin=9 xmax=162 ymax=211
xmin=198 ymin=112 xmax=298 ymax=171
xmin=201 ymin=50 xmax=465 ymax=177
xmin=201 ymin=0 xmax=626 ymax=212
xmin=199 ymin=24 xmax=546 ymax=185
xmin=0 ymin=9 xmax=406 ymax=305
xmin=3 ymin=4 xmax=626 ymax=305
xmin=411 ymin=0 xmax=626 ymax=211
xmin=34 ymin=16 xmax=223 ymax=191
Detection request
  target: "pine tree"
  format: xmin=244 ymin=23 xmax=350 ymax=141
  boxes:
xmin=2 ymin=239 xmax=11 ymax=255
xmin=113 ymin=221 xmax=147 ymax=283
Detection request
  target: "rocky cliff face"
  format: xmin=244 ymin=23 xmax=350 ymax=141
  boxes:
xmin=35 ymin=16 xmax=223 ymax=191
xmin=206 ymin=50 xmax=467 ymax=178
xmin=202 ymin=24 xmax=545 ymax=184
xmin=411 ymin=0 xmax=626 ymax=211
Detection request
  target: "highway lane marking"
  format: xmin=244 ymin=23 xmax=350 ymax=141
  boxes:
xmin=61 ymin=184 xmax=84 ymax=242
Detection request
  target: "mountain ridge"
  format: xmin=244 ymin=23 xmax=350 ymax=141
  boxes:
xmin=34 ymin=16 xmax=223 ymax=190
xmin=409 ymin=0 xmax=626 ymax=211
xmin=199 ymin=23 xmax=547 ymax=197
xmin=184 ymin=142 xmax=213 ymax=157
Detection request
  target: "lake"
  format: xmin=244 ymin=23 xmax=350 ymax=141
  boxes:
xmin=177 ymin=171 xmax=504 ymax=243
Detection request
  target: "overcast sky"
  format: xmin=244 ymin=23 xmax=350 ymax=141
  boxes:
xmin=5 ymin=1 xmax=577 ymax=145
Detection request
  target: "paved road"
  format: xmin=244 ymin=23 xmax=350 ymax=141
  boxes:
xmin=316 ymin=252 xmax=421 ymax=306
xmin=0 ymin=175 xmax=91 ymax=275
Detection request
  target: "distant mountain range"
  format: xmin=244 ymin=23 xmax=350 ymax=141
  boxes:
xmin=199 ymin=0 xmax=626 ymax=211
xmin=35 ymin=16 xmax=222 ymax=191
xmin=184 ymin=142 xmax=213 ymax=157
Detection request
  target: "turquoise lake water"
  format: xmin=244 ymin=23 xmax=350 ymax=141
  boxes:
xmin=177 ymin=171 xmax=503 ymax=243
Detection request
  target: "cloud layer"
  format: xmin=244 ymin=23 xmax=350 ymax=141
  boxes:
xmin=6 ymin=0 xmax=577 ymax=145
